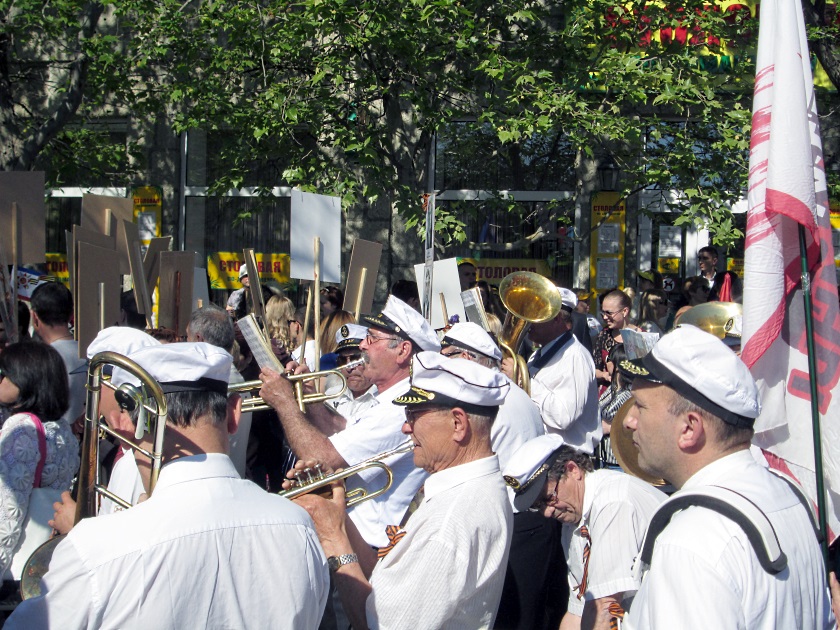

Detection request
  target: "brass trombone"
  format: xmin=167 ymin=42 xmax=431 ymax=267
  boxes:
xmin=279 ymin=441 xmax=415 ymax=507
xmin=231 ymin=358 xmax=366 ymax=413
xmin=20 ymin=351 xmax=169 ymax=600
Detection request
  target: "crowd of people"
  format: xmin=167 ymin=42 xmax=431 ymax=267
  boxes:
xmin=0 ymin=250 xmax=834 ymax=630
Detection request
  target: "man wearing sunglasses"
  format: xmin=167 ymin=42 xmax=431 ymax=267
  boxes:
xmin=324 ymin=323 xmax=377 ymax=418
xmin=259 ymin=295 xmax=441 ymax=551
xmin=504 ymin=434 xmax=665 ymax=630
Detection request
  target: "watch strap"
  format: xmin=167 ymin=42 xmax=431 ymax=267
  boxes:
xmin=328 ymin=553 xmax=359 ymax=572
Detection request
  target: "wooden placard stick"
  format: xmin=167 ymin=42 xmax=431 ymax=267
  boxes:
xmin=313 ymin=237 xmax=321 ymax=377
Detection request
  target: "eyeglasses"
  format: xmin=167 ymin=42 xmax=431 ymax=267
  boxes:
xmin=365 ymin=332 xmax=399 ymax=345
xmin=601 ymin=308 xmax=626 ymax=318
xmin=535 ymin=479 xmax=560 ymax=509
xmin=337 ymin=352 xmax=363 ymax=366
xmin=287 ymin=319 xmax=300 ymax=327
xmin=441 ymin=347 xmax=466 ymax=358
xmin=404 ymin=406 xmax=447 ymax=426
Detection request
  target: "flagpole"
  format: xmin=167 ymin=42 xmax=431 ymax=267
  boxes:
xmin=799 ymin=225 xmax=830 ymax=566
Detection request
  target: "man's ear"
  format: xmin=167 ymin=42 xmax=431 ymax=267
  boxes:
xmin=227 ymin=393 xmax=242 ymax=435
xmin=677 ymin=409 xmax=706 ymax=453
xmin=451 ymin=407 xmax=469 ymax=443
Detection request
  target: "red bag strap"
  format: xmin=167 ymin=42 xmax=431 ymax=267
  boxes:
xmin=21 ymin=413 xmax=47 ymax=488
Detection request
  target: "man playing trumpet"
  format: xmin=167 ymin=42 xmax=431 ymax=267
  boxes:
xmin=293 ymin=351 xmax=514 ymax=629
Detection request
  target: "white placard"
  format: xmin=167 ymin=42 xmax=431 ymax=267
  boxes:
xmin=658 ymin=226 xmax=683 ymax=258
xmin=598 ymin=224 xmax=620 ymax=254
xmin=413 ymin=258 xmax=465 ymax=329
xmin=290 ymin=190 xmax=341 ymax=283
xmin=596 ymin=258 xmax=619 ymax=289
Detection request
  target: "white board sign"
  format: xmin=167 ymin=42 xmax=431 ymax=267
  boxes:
xmin=413 ymin=258 xmax=465 ymax=329
xmin=290 ymin=190 xmax=341 ymax=283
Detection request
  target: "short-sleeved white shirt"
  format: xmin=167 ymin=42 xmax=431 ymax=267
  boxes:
xmin=329 ymin=378 xmax=427 ymax=547
xmin=563 ymin=469 xmax=666 ymax=616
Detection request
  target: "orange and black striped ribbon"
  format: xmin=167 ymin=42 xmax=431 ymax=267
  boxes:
xmin=575 ymin=525 xmax=591 ymax=600
xmin=377 ymin=524 xmax=407 ymax=559
xmin=608 ymin=601 xmax=625 ymax=629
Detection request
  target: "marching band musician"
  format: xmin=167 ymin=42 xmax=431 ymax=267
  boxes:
xmin=50 ymin=327 xmax=161 ymax=534
xmin=294 ymin=352 xmax=513 ymax=629
xmin=324 ymin=323 xmax=378 ymax=418
xmin=620 ymin=326 xmax=832 ymax=629
xmin=503 ymin=434 xmax=665 ymax=630
xmin=258 ymin=295 xmax=441 ymax=549
xmin=7 ymin=342 xmax=329 ymax=628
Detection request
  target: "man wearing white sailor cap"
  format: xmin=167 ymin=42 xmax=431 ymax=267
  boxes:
xmin=501 ymin=284 xmax=601 ymax=455
xmin=441 ymin=322 xmax=562 ymax=629
xmin=8 ymin=342 xmax=329 ymax=629
xmin=323 ymin=323 xmax=378 ymax=418
xmin=50 ymin=327 xmax=161 ymax=535
xmin=619 ymin=325 xmax=832 ymax=629
xmin=295 ymin=351 xmax=513 ymax=630
xmin=503 ymin=433 xmax=664 ymax=629
xmin=260 ymin=295 xmax=440 ymax=550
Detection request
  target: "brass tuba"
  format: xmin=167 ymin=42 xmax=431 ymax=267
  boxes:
xmin=673 ymin=302 xmax=742 ymax=340
xmin=498 ymin=272 xmax=564 ymax=394
xmin=20 ymin=351 xmax=169 ymax=600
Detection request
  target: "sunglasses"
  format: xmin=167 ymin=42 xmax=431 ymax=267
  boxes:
xmin=337 ymin=352 xmax=363 ymax=366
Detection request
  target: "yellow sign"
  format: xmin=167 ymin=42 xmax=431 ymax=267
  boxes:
xmin=590 ymin=191 xmax=626 ymax=290
xmin=44 ymin=253 xmax=70 ymax=288
xmin=132 ymin=186 xmax=163 ymax=244
xmin=831 ymin=205 xmax=840 ymax=268
xmin=657 ymin=258 xmax=681 ymax=274
xmin=208 ymin=252 xmax=291 ymax=289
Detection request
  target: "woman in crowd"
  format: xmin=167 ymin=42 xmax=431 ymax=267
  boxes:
xmin=0 ymin=341 xmax=80 ymax=582
xmin=637 ymin=289 xmax=670 ymax=336
xmin=319 ymin=286 xmax=344 ymax=316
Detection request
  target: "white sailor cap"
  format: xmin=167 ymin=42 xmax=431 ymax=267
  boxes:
xmin=362 ymin=295 xmax=441 ymax=352
xmin=238 ymin=265 xmax=248 ymax=280
xmin=557 ymin=287 xmax=578 ymax=312
xmin=87 ymin=326 xmax=160 ymax=360
xmin=394 ymin=351 xmax=509 ymax=413
xmin=335 ymin=323 xmax=368 ymax=351
xmin=112 ymin=342 xmax=232 ymax=395
xmin=441 ymin=322 xmax=502 ymax=361
xmin=503 ymin=434 xmax=566 ymax=512
xmin=618 ymin=324 xmax=760 ymax=427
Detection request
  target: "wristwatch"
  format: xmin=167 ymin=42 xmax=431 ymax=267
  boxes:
xmin=327 ymin=553 xmax=359 ymax=572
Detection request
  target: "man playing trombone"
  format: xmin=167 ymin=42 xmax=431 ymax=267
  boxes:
xmin=7 ymin=342 xmax=329 ymax=628
xmin=293 ymin=351 xmax=514 ymax=629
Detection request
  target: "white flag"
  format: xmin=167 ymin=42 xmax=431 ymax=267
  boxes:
xmin=742 ymin=0 xmax=840 ymax=541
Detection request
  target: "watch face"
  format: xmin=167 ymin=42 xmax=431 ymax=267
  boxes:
xmin=327 ymin=556 xmax=340 ymax=571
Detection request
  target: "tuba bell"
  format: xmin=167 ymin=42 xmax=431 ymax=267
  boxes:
xmin=20 ymin=351 xmax=169 ymax=600
xmin=498 ymin=271 xmax=564 ymax=394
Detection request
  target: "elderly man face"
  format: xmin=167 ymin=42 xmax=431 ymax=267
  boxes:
xmin=358 ymin=326 xmax=404 ymax=388
xmin=623 ymin=380 xmax=683 ymax=482
xmin=402 ymin=405 xmax=458 ymax=474
xmin=337 ymin=347 xmax=371 ymax=396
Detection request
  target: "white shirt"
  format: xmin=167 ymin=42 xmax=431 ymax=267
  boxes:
xmin=366 ymin=456 xmax=513 ymax=629
xmin=7 ymin=454 xmax=329 ymax=629
xmin=52 ymin=339 xmax=87 ymax=425
xmin=527 ymin=334 xmax=602 ymax=454
xmin=626 ymin=450 xmax=834 ymax=629
xmin=98 ymin=448 xmax=144 ymax=516
xmin=292 ymin=339 xmax=318 ymax=371
xmin=330 ymin=378 xmax=427 ymax=547
xmin=326 ymin=380 xmax=379 ymax=419
xmin=563 ymin=469 xmax=666 ymax=616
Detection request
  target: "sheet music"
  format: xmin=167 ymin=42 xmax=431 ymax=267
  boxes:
xmin=237 ymin=314 xmax=284 ymax=372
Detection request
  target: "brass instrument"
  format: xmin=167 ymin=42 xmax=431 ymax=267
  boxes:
xmin=279 ymin=441 xmax=415 ymax=507
xmin=231 ymin=359 xmax=366 ymax=413
xmin=20 ymin=351 xmax=169 ymax=600
xmin=609 ymin=400 xmax=667 ymax=487
xmin=673 ymin=302 xmax=742 ymax=340
xmin=498 ymin=272 xmax=564 ymax=394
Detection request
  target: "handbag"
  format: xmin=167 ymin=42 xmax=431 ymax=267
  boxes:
xmin=5 ymin=414 xmax=63 ymax=581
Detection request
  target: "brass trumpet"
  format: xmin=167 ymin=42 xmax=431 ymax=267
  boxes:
xmin=230 ymin=358 xmax=366 ymax=413
xmin=279 ymin=441 xmax=415 ymax=507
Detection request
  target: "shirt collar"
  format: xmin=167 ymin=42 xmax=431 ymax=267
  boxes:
xmin=423 ymin=455 xmax=501 ymax=501
xmin=680 ymin=449 xmax=754 ymax=491
xmin=578 ymin=468 xmax=606 ymax=526
xmin=154 ymin=453 xmax=240 ymax=492
xmin=376 ymin=377 xmax=410 ymax=403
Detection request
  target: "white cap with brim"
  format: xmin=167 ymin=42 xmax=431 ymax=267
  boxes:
xmin=335 ymin=323 xmax=368 ymax=351
xmin=394 ymin=351 xmax=509 ymax=413
xmin=557 ymin=287 xmax=578 ymax=312
xmin=442 ymin=322 xmax=502 ymax=361
xmin=112 ymin=342 xmax=233 ymax=395
xmin=362 ymin=295 xmax=441 ymax=352
xmin=618 ymin=324 xmax=760 ymax=428
xmin=87 ymin=326 xmax=160 ymax=360
xmin=503 ymin=434 xmax=566 ymax=513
